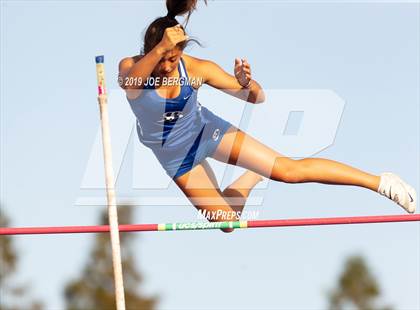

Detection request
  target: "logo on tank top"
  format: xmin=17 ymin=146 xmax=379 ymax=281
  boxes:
xmin=161 ymin=111 xmax=184 ymax=122
xmin=212 ymin=128 xmax=220 ymax=141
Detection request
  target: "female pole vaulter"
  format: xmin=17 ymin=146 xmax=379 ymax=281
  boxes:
xmin=118 ymin=0 xmax=416 ymax=232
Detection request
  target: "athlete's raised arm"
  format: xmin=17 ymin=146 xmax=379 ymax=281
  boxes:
xmin=197 ymin=57 xmax=265 ymax=104
xmin=118 ymin=24 xmax=188 ymax=97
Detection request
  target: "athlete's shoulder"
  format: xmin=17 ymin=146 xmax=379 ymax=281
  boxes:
xmin=119 ymin=55 xmax=143 ymax=72
xmin=182 ymin=54 xmax=214 ymax=75
xmin=118 ymin=55 xmax=144 ymax=100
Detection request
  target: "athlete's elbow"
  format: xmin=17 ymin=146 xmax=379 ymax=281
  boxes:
xmin=255 ymin=93 xmax=266 ymax=104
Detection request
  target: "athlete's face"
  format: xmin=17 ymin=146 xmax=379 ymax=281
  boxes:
xmin=154 ymin=48 xmax=183 ymax=77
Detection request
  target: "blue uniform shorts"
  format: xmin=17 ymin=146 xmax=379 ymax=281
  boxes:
xmin=150 ymin=106 xmax=233 ymax=180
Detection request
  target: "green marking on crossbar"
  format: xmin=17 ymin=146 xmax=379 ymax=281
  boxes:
xmin=158 ymin=221 xmax=247 ymax=231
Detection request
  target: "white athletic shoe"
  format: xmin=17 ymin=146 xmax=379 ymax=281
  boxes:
xmin=377 ymin=172 xmax=417 ymax=214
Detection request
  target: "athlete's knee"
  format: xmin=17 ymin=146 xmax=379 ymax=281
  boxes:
xmin=204 ymin=207 xmax=239 ymax=233
xmin=269 ymin=157 xmax=305 ymax=183
xmin=221 ymin=228 xmax=235 ymax=233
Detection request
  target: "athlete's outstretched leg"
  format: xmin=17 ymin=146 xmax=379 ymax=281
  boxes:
xmin=211 ymin=126 xmax=416 ymax=213
xmin=212 ymin=127 xmax=380 ymax=189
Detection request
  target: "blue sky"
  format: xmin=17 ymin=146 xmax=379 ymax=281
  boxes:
xmin=1 ymin=1 xmax=419 ymax=309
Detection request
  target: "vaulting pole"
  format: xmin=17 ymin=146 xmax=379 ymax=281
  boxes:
xmin=95 ymin=55 xmax=126 ymax=310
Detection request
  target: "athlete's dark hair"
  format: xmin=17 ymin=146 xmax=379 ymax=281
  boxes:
xmin=141 ymin=0 xmax=207 ymax=55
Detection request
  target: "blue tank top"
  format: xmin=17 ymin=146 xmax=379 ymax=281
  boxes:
xmin=127 ymin=58 xmax=204 ymax=150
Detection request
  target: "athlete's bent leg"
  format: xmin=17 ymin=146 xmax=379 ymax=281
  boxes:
xmin=174 ymin=160 xmax=250 ymax=233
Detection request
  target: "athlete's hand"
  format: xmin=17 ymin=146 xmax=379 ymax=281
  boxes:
xmin=234 ymin=58 xmax=252 ymax=88
xmin=156 ymin=24 xmax=189 ymax=54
